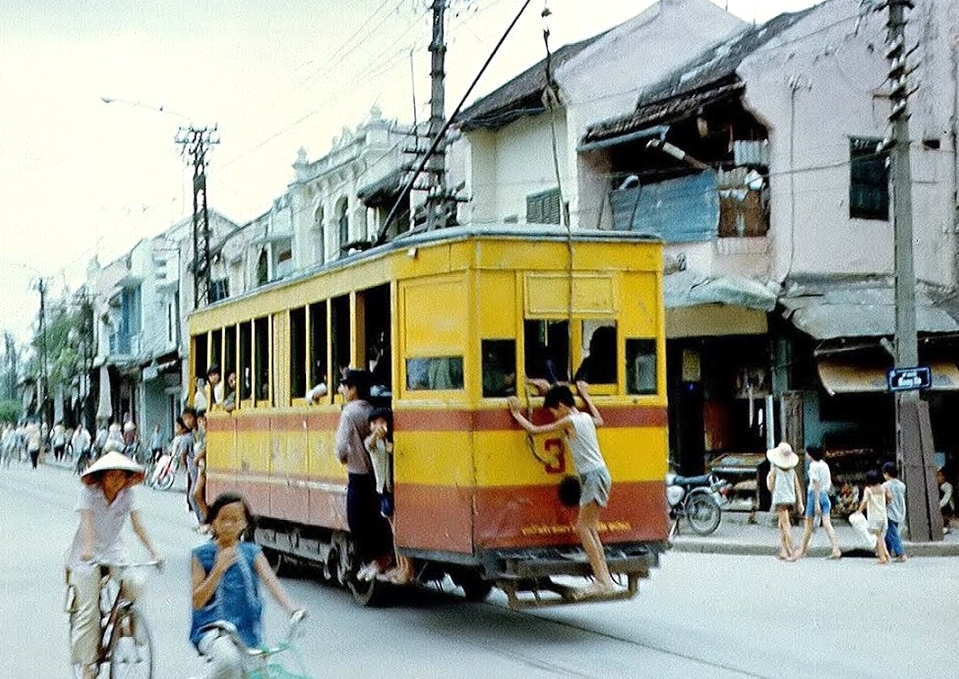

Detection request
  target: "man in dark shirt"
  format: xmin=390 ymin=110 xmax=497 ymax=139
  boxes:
xmin=335 ymin=369 xmax=390 ymax=579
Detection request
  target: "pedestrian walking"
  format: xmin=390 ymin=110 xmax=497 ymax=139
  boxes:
xmin=766 ymin=442 xmax=804 ymax=561
xmin=797 ymin=445 xmax=842 ymax=559
xmin=25 ymin=420 xmax=42 ymax=469
xmin=858 ymin=469 xmax=891 ymax=565
xmin=882 ymin=461 xmax=907 ymax=562
xmin=51 ymin=420 xmax=67 ymax=462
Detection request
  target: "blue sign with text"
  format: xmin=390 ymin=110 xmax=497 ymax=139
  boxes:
xmin=887 ymin=366 xmax=932 ymax=392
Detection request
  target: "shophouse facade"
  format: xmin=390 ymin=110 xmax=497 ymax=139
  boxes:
xmin=457 ymin=0 xmax=959 ymax=505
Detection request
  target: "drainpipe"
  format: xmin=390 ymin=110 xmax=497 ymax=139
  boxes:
xmin=951 ymin=36 xmax=959 ymax=286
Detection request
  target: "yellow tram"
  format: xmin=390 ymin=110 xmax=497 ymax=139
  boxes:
xmin=189 ymin=225 xmax=669 ymax=608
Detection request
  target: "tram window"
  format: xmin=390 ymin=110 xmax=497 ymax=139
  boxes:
xmin=331 ymin=295 xmax=350 ymax=378
xmin=626 ymin=339 xmax=657 ymax=395
xmin=482 ymin=340 xmax=516 ymax=397
xmin=575 ymin=321 xmax=617 ymax=385
xmin=289 ymin=307 xmax=306 ymax=400
xmin=406 ymin=357 xmax=464 ymax=390
xmin=523 ymin=319 xmax=569 ymax=388
xmin=239 ymin=321 xmax=252 ymax=401
xmin=308 ymin=301 xmax=328 ymax=400
xmin=364 ymin=284 xmax=392 ymax=396
xmin=193 ymin=333 xmax=209 ymax=385
xmin=254 ymin=316 xmax=271 ymax=403
xmin=210 ymin=329 xmax=222 ymax=373
xmin=224 ymin=325 xmax=237 ymax=390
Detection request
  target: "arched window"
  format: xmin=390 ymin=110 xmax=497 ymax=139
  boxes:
xmin=335 ymin=197 xmax=349 ymax=258
xmin=313 ymin=206 xmax=325 ymax=264
xmin=256 ymin=248 xmax=269 ymax=286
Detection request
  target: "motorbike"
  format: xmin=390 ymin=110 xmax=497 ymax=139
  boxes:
xmin=666 ymin=472 xmax=730 ymax=537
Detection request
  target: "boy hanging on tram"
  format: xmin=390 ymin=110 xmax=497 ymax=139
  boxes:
xmin=507 ymin=381 xmax=621 ymax=600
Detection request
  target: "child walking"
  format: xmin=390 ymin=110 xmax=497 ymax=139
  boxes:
xmin=882 ymin=462 xmax=907 ymax=561
xmin=797 ymin=445 xmax=842 ymax=559
xmin=858 ymin=469 xmax=892 ymax=565
xmin=766 ymin=442 xmax=804 ymax=561
xmin=190 ymin=492 xmax=306 ymax=679
xmin=508 ymin=382 xmax=618 ymax=599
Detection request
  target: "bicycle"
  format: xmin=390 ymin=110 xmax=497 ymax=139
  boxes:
xmin=196 ymin=610 xmax=314 ymax=679
xmin=65 ymin=561 xmax=161 ymax=679
xmin=146 ymin=452 xmax=179 ymax=491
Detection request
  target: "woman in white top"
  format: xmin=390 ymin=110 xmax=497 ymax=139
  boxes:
xmin=797 ymin=445 xmax=842 ymax=559
xmin=64 ymin=452 xmax=162 ymax=679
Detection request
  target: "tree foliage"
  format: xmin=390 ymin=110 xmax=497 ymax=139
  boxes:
xmin=0 ymin=399 xmax=20 ymax=424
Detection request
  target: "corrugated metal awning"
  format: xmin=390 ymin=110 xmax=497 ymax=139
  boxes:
xmin=781 ymin=277 xmax=959 ymax=340
xmin=664 ymin=269 xmax=778 ymax=311
xmin=817 ymin=359 xmax=959 ymax=395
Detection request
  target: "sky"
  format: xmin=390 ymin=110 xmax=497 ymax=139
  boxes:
xmin=0 ymin=0 xmax=820 ymax=344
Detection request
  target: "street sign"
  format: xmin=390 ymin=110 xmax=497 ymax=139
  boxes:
xmin=887 ymin=366 xmax=932 ymax=392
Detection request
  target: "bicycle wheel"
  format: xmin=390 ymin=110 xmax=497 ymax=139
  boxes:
xmin=685 ymin=491 xmax=721 ymax=535
xmin=108 ymin=608 xmax=153 ymax=679
xmin=155 ymin=466 xmax=175 ymax=491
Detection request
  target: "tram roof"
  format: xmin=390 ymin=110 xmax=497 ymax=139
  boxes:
xmin=197 ymin=223 xmax=661 ymax=314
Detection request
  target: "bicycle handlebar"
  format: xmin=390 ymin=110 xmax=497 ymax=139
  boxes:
xmin=205 ymin=610 xmax=308 ymax=658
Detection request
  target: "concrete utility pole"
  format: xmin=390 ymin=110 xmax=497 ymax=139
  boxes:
xmin=884 ymin=0 xmax=943 ymax=541
xmin=176 ymin=125 xmax=219 ymax=308
xmin=35 ymin=278 xmax=48 ymax=423
xmin=425 ymin=0 xmax=449 ymax=231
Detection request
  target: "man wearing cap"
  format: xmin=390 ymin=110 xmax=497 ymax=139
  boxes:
xmin=64 ymin=452 xmax=162 ymax=679
xmin=334 ymin=369 xmax=391 ymax=579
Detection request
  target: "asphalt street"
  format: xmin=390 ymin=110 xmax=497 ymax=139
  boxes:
xmin=0 ymin=460 xmax=957 ymax=679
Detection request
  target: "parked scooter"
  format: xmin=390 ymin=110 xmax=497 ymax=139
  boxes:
xmin=666 ymin=472 xmax=730 ymax=537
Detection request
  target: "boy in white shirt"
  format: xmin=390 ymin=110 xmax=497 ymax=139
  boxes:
xmin=797 ymin=445 xmax=842 ymax=559
xmin=882 ymin=461 xmax=907 ymax=562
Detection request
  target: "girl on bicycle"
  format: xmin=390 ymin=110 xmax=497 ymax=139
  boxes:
xmin=64 ymin=452 xmax=163 ymax=679
xmin=190 ymin=492 xmax=306 ymax=679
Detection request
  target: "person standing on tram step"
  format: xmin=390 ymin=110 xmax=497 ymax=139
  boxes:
xmin=766 ymin=442 xmax=804 ymax=561
xmin=507 ymin=382 xmax=620 ymax=600
xmin=335 ymin=369 xmax=392 ymax=581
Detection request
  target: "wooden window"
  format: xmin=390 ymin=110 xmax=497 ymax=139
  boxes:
xmin=526 ymin=188 xmax=561 ymax=224
xmin=308 ymin=301 xmax=328 ymax=399
xmin=626 ymin=339 xmax=657 ymax=395
xmin=254 ymin=316 xmax=271 ymax=404
xmin=239 ymin=321 xmax=252 ymax=401
xmin=849 ymin=137 xmax=889 ymax=220
xmin=331 ymin=295 xmax=351 ymax=377
xmin=482 ymin=340 xmax=516 ymax=397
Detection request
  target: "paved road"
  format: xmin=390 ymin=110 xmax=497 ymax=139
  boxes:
xmin=1 ymin=462 xmax=957 ymax=679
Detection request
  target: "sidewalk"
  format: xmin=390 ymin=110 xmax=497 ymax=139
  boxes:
xmin=670 ymin=510 xmax=959 ymax=557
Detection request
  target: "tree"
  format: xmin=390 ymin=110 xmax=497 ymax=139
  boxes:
xmin=0 ymin=399 xmax=20 ymax=424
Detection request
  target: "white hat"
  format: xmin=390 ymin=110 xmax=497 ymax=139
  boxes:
xmin=123 ymin=421 xmax=136 ymax=432
xmin=766 ymin=442 xmax=799 ymax=469
xmin=81 ymin=452 xmax=145 ymax=486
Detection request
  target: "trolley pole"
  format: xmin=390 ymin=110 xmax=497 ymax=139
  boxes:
xmin=176 ymin=125 xmax=219 ymax=309
xmin=884 ymin=0 xmax=942 ymax=541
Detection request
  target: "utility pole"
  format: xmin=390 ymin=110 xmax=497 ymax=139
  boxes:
xmin=425 ymin=0 xmax=449 ymax=231
xmin=884 ymin=0 xmax=942 ymax=541
xmin=176 ymin=125 xmax=219 ymax=309
xmin=36 ymin=278 xmax=48 ymax=423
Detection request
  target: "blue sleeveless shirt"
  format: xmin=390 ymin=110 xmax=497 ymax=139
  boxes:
xmin=189 ymin=541 xmax=263 ymax=649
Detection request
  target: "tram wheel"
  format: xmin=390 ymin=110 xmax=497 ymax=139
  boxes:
xmin=453 ymin=570 xmax=494 ymax=602
xmin=348 ymin=573 xmax=380 ymax=606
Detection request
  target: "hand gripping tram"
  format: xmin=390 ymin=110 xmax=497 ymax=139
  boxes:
xmin=189 ymin=225 xmax=669 ymax=609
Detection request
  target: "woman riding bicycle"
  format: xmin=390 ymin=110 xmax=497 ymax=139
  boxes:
xmin=190 ymin=492 xmax=306 ymax=679
xmin=64 ymin=452 xmax=164 ymax=679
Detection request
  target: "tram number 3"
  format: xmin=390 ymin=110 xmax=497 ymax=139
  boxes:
xmin=543 ymin=438 xmax=566 ymax=475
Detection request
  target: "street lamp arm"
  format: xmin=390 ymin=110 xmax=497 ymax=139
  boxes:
xmin=100 ymin=95 xmax=192 ymax=122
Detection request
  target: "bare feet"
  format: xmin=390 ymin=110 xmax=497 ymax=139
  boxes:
xmin=895 ymin=555 xmax=907 ymax=563
xmin=572 ymin=581 xmax=618 ymax=600
xmin=827 ymin=551 xmax=842 ymax=560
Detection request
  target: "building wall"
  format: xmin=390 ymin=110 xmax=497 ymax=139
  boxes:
xmin=738 ymin=0 xmax=959 ymax=287
xmin=560 ymin=0 xmax=747 ymax=229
